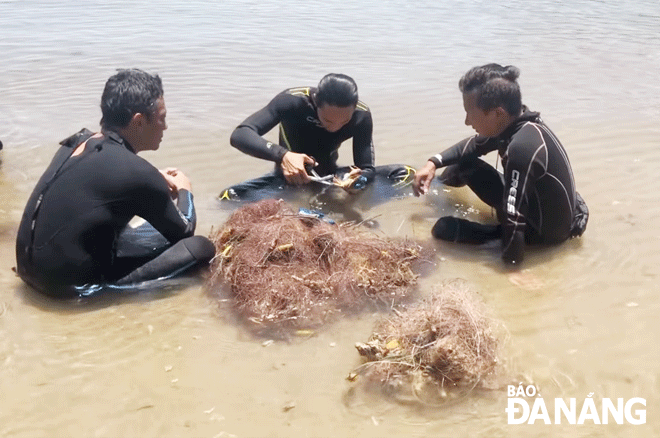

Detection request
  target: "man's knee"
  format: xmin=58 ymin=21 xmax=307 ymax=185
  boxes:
xmin=439 ymin=159 xmax=492 ymax=187
xmin=438 ymin=164 xmax=468 ymax=187
xmin=182 ymin=235 xmax=216 ymax=263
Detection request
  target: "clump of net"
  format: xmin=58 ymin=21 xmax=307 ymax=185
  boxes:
xmin=207 ymin=199 xmax=421 ymax=332
xmin=350 ymin=280 xmax=501 ymax=404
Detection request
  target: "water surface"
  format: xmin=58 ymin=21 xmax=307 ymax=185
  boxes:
xmin=1 ymin=1 xmax=659 ymax=436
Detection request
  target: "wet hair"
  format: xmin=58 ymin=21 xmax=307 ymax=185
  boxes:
xmin=458 ymin=64 xmax=522 ymax=116
xmin=100 ymin=69 xmax=163 ymax=130
xmin=315 ymin=73 xmax=359 ymax=108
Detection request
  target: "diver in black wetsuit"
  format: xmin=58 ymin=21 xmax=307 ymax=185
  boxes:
xmin=229 ymin=73 xmax=375 ymax=186
xmin=413 ymin=64 xmax=588 ymax=266
xmin=224 ymin=73 xmax=417 ymax=204
xmin=15 ymin=69 xmax=215 ymax=298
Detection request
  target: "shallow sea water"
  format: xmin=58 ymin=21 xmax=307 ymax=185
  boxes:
xmin=1 ymin=1 xmax=659 ymax=436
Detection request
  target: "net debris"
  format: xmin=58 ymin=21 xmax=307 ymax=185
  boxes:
xmin=350 ymin=279 xmax=501 ymax=404
xmin=207 ymin=199 xmax=422 ymax=333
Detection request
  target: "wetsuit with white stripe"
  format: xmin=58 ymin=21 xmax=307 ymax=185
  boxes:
xmin=230 ymin=87 xmax=375 ymax=178
xmin=15 ymin=129 xmax=214 ymax=297
xmin=429 ymin=108 xmax=587 ymax=263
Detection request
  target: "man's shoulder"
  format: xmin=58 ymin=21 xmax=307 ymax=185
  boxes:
xmin=350 ymin=100 xmax=373 ymax=129
xmin=279 ymin=87 xmax=313 ymax=105
xmin=59 ymin=128 xmax=96 ymax=148
xmin=512 ymin=120 xmax=552 ymax=145
xmin=284 ymin=86 xmax=313 ymax=98
xmin=93 ymin=135 xmax=159 ymax=178
xmin=355 ymin=100 xmax=370 ymax=113
xmin=269 ymin=87 xmax=314 ymax=113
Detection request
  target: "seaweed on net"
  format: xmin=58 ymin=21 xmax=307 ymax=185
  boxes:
xmin=207 ymin=199 xmax=422 ymax=332
xmin=351 ymin=279 xmax=501 ymax=404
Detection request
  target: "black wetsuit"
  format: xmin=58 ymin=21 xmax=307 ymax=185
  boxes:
xmin=15 ymin=129 xmax=215 ymax=297
xmin=230 ymin=86 xmax=375 ymax=177
xmin=429 ymin=108 xmax=588 ymax=263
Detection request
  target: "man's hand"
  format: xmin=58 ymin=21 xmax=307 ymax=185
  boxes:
xmin=160 ymin=167 xmax=192 ymax=197
xmin=412 ymin=160 xmax=437 ymax=196
xmin=280 ymin=152 xmax=316 ymax=186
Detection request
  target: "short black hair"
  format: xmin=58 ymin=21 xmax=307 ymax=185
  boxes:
xmin=315 ymin=73 xmax=359 ymax=108
xmin=459 ymin=64 xmax=522 ymax=116
xmin=100 ymin=69 xmax=163 ymax=130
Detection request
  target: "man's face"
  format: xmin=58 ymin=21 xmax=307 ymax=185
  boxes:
xmin=316 ymin=104 xmax=355 ymax=133
xmin=141 ymin=97 xmax=168 ymax=151
xmin=462 ymin=92 xmax=501 ymax=137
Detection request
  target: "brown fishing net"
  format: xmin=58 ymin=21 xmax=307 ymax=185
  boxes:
xmin=207 ymin=199 xmax=422 ymax=332
xmin=350 ymin=279 xmax=501 ymax=404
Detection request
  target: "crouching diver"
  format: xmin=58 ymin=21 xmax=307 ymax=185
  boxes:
xmin=229 ymin=73 xmax=374 ymax=187
xmin=15 ymin=69 xmax=215 ymax=298
xmin=413 ymin=64 xmax=588 ymax=266
xmin=220 ymin=73 xmax=415 ymax=203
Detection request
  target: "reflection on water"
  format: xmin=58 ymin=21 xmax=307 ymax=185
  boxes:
xmin=1 ymin=0 xmax=660 ymax=436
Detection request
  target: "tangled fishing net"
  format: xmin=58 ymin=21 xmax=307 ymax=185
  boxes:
xmin=350 ymin=280 xmax=501 ymax=404
xmin=207 ymin=199 xmax=422 ymax=332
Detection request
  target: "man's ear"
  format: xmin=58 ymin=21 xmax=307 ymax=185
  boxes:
xmin=493 ymin=106 xmax=509 ymax=119
xmin=128 ymin=112 xmax=146 ymax=129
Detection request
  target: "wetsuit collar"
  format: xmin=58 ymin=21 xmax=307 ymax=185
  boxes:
xmin=498 ymin=105 xmax=541 ymax=140
xmin=103 ymin=130 xmax=136 ymax=154
xmin=518 ymin=105 xmax=541 ymax=122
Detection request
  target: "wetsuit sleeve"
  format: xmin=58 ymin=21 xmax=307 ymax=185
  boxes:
xmin=501 ymin=123 xmax=548 ymax=265
xmin=352 ymin=110 xmax=376 ymax=179
xmin=229 ymin=91 xmax=292 ymax=164
xmin=428 ymin=135 xmax=499 ymax=168
xmin=174 ymin=189 xmax=196 ymax=225
xmin=131 ymin=167 xmax=196 ymax=243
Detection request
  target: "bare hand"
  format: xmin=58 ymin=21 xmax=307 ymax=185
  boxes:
xmin=280 ymin=152 xmax=316 ymax=186
xmin=160 ymin=167 xmax=192 ymax=196
xmin=412 ymin=161 xmax=437 ymax=196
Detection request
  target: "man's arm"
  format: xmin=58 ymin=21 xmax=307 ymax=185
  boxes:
xmin=351 ymin=109 xmax=376 ymax=181
xmin=229 ymin=92 xmax=291 ymax=164
xmin=230 ymin=92 xmax=316 ymax=185
xmin=133 ymin=165 xmax=197 ymax=243
xmin=430 ymin=135 xmax=499 ymax=168
xmin=501 ymin=124 xmax=548 ymax=265
xmin=413 ymin=135 xmax=498 ymax=195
